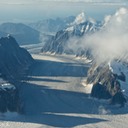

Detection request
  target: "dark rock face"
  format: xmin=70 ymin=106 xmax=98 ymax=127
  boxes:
xmin=0 ymin=36 xmax=34 ymax=113
xmin=91 ymin=82 xmax=111 ymax=99
xmin=0 ymin=83 xmax=20 ymax=113
xmin=110 ymin=91 xmax=126 ymax=107
xmin=87 ymin=62 xmax=127 ymax=106
xmin=0 ymin=23 xmax=40 ymax=45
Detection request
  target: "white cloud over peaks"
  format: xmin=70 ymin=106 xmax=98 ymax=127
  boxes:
xmin=70 ymin=8 xmax=128 ymax=62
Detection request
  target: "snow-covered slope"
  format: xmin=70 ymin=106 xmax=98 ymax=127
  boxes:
xmin=72 ymin=12 xmax=86 ymax=25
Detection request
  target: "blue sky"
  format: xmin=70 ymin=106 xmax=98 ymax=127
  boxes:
xmin=0 ymin=0 xmax=127 ymax=23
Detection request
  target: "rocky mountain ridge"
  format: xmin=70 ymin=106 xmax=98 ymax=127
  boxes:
xmin=0 ymin=35 xmax=34 ymax=113
xmin=86 ymin=60 xmax=127 ymax=106
xmin=41 ymin=12 xmax=101 ymax=55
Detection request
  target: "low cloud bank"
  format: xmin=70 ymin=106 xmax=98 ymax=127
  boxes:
xmin=68 ymin=7 xmax=128 ymax=63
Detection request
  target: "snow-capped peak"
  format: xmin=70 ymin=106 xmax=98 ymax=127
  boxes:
xmin=65 ymin=12 xmax=86 ymax=32
xmin=74 ymin=12 xmax=86 ymax=25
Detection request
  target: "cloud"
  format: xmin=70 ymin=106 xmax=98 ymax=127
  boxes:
xmin=68 ymin=7 xmax=128 ymax=63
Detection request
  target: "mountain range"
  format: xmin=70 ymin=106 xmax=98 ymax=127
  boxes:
xmin=29 ymin=16 xmax=75 ymax=35
xmin=0 ymin=10 xmax=127 ymax=111
xmin=0 ymin=23 xmax=40 ymax=45
xmin=41 ymin=12 xmax=101 ymax=55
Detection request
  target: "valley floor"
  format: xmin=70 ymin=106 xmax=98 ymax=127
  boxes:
xmin=1 ymin=53 xmax=128 ymax=128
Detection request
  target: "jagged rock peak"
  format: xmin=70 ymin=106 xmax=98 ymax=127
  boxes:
xmin=73 ymin=12 xmax=86 ymax=25
xmin=0 ymin=35 xmax=33 ymax=80
xmin=0 ymin=35 xmax=19 ymax=48
xmin=0 ymin=34 xmax=17 ymax=42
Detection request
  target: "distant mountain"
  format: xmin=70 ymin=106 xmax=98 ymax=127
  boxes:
xmin=41 ymin=12 xmax=101 ymax=55
xmin=0 ymin=23 xmax=40 ymax=45
xmin=29 ymin=16 xmax=75 ymax=34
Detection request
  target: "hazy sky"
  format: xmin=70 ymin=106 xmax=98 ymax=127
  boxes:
xmin=0 ymin=0 xmax=127 ymax=4
xmin=0 ymin=0 xmax=127 ymax=23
